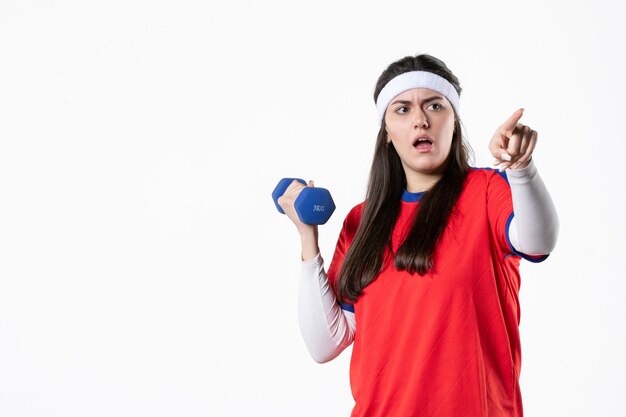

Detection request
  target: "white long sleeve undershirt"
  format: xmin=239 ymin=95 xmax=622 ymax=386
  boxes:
xmin=507 ymin=160 xmax=559 ymax=255
xmin=297 ymin=161 xmax=558 ymax=362
xmin=299 ymin=254 xmax=355 ymax=363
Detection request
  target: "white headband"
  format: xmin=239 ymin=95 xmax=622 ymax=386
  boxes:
xmin=375 ymin=71 xmax=460 ymax=125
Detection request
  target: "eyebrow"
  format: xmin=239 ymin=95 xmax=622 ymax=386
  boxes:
xmin=390 ymin=95 xmax=444 ymax=106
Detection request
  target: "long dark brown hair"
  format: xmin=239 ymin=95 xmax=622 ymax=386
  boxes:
xmin=337 ymin=54 xmax=473 ymax=303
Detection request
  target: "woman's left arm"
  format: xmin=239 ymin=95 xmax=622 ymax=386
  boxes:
xmin=506 ymin=161 xmax=559 ymax=254
xmin=489 ymin=109 xmax=559 ymax=255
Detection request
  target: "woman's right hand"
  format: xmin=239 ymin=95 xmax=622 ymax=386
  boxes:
xmin=277 ymin=179 xmax=316 ymax=232
xmin=277 ymin=179 xmax=320 ymax=260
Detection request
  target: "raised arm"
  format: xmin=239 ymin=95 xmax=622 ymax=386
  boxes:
xmin=277 ymin=180 xmax=356 ymax=362
xmin=489 ymin=109 xmax=559 ymax=255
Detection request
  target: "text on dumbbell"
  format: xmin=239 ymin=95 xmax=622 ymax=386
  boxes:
xmin=313 ymin=205 xmax=325 ymax=212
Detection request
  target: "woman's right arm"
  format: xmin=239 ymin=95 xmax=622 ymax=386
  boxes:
xmin=278 ymin=180 xmax=356 ymax=363
xmin=299 ymin=253 xmax=356 ymax=363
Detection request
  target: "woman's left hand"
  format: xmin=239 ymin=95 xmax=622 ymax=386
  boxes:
xmin=489 ymin=108 xmax=538 ymax=171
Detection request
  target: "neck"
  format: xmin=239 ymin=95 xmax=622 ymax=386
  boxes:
xmin=405 ymin=172 xmax=442 ymax=193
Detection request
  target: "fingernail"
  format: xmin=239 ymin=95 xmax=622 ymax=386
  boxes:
xmin=500 ymin=152 xmax=512 ymax=161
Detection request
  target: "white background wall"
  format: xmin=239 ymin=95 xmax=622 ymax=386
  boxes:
xmin=1 ymin=0 xmax=624 ymax=416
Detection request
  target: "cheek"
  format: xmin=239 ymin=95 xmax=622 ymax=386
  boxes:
xmin=440 ymin=124 xmax=454 ymax=149
xmin=438 ymin=121 xmax=455 ymax=155
xmin=386 ymin=126 xmax=404 ymax=144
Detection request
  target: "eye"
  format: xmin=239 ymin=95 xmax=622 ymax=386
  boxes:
xmin=427 ymin=102 xmax=444 ymax=111
xmin=394 ymin=106 xmax=409 ymax=114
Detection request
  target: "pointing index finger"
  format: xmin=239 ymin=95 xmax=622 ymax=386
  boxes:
xmin=500 ymin=108 xmax=524 ymax=137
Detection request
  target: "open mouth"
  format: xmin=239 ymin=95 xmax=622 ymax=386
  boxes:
xmin=413 ymin=137 xmax=433 ymax=150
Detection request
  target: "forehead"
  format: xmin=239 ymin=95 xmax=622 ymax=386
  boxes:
xmin=391 ymin=88 xmax=448 ymax=103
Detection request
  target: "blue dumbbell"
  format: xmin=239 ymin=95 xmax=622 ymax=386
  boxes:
xmin=272 ymin=178 xmax=336 ymax=225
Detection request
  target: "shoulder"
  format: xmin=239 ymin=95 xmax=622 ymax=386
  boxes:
xmin=467 ymin=167 xmax=509 ymax=183
xmin=467 ymin=166 xmax=511 ymax=188
xmin=457 ymin=168 xmax=512 ymax=209
xmin=343 ymin=201 xmax=366 ymax=233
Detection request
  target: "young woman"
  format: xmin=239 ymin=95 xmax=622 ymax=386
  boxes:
xmin=277 ymin=54 xmax=558 ymax=417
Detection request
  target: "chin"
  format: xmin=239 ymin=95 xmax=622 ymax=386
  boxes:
xmin=412 ymin=162 xmax=446 ymax=175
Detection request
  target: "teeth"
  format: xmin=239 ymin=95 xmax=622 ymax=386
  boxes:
xmin=414 ymin=138 xmax=432 ymax=146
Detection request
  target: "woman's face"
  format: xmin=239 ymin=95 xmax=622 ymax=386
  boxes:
xmin=384 ymin=87 xmax=456 ymax=185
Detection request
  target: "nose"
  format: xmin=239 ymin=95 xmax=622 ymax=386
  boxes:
xmin=413 ymin=109 xmax=429 ymax=128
